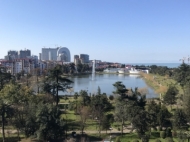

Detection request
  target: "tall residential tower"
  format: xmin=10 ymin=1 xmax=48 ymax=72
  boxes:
xmin=41 ymin=47 xmax=71 ymax=62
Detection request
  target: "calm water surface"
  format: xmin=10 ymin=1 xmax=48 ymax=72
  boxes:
xmin=64 ymin=74 xmax=158 ymax=98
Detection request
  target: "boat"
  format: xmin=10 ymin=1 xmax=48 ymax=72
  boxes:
xmin=129 ymin=67 xmax=140 ymax=74
xmin=118 ymin=68 xmax=129 ymax=74
xmin=103 ymin=68 xmax=118 ymax=73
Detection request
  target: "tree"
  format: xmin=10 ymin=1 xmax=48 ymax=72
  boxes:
xmin=173 ymin=109 xmax=188 ymax=130
xmin=35 ymin=103 xmax=65 ymax=141
xmin=131 ymin=108 xmax=149 ymax=138
xmin=130 ymin=88 xmax=146 ymax=109
xmin=69 ymin=63 xmax=76 ymax=74
xmin=33 ymin=68 xmax=41 ymax=94
xmin=113 ymin=82 xmax=148 ymax=137
xmin=157 ymin=105 xmax=172 ymax=130
xmin=0 ymin=100 xmax=12 ymax=142
xmin=97 ymin=86 xmax=101 ymax=95
xmin=113 ymin=81 xmax=128 ymax=99
xmin=109 ymin=95 xmax=114 ymax=101
xmin=79 ymin=90 xmax=90 ymax=106
xmin=43 ymin=65 xmax=73 ymax=106
xmin=90 ymin=91 xmax=113 ymax=136
xmin=78 ymin=106 xmax=90 ymax=135
xmin=16 ymin=73 xmax=21 ymax=80
xmin=0 ymin=82 xmax=24 ymax=142
xmin=163 ymin=85 xmax=178 ymax=109
xmin=62 ymin=64 xmax=70 ymax=74
xmin=114 ymin=99 xmax=128 ymax=136
xmin=183 ymin=94 xmax=190 ymax=121
xmin=0 ymin=68 xmax=13 ymax=90
xmin=101 ymin=114 xmax=114 ymax=133
xmin=76 ymin=63 xmax=83 ymax=73
xmin=74 ymin=92 xmax=79 ymax=114
xmin=174 ymin=63 xmax=190 ymax=88
xmin=146 ymin=101 xmax=161 ymax=131
xmin=0 ymin=82 xmax=34 ymax=141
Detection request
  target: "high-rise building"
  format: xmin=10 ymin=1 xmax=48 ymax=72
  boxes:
xmin=39 ymin=53 xmax=42 ymax=61
xmin=18 ymin=49 xmax=31 ymax=58
xmin=41 ymin=48 xmax=57 ymax=61
xmin=4 ymin=50 xmax=18 ymax=60
xmin=74 ymin=55 xmax=80 ymax=65
xmin=41 ymin=47 xmax=71 ymax=62
xmin=79 ymin=54 xmax=89 ymax=63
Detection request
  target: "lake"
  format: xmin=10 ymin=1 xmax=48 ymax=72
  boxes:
xmin=63 ymin=73 xmax=158 ymax=98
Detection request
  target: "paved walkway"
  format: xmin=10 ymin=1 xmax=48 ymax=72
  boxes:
xmin=68 ymin=125 xmax=133 ymax=135
xmin=0 ymin=125 xmax=133 ymax=135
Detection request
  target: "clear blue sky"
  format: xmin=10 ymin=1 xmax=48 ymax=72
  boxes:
xmin=0 ymin=0 xmax=190 ymax=63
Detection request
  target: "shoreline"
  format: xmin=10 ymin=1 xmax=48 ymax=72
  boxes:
xmin=61 ymin=71 xmax=183 ymax=97
xmin=140 ymin=73 xmax=183 ymax=95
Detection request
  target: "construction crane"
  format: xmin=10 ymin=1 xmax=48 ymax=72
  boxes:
xmin=187 ymin=55 xmax=190 ymax=64
xmin=179 ymin=57 xmax=186 ymax=63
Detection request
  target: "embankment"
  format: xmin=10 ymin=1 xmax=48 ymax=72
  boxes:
xmin=141 ymin=73 xmax=182 ymax=94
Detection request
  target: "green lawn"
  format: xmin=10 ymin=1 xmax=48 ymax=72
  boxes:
xmin=141 ymin=73 xmax=183 ymax=95
xmin=112 ymin=132 xmax=187 ymax=142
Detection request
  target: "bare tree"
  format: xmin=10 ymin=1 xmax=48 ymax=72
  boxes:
xmin=78 ymin=106 xmax=90 ymax=134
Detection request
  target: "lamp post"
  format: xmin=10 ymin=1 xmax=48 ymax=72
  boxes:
xmin=109 ymin=127 xmax=113 ymax=141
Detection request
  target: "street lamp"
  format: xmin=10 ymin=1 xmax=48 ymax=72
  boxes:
xmin=109 ymin=127 xmax=113 ymax=141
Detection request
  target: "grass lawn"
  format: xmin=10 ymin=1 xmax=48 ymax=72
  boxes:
xmin=59 ymin=96 xmax=75 ymax=103
xmin=0 ymin=134 xmax=25 ymax=142
xmin=112 ymin=132 xmax=185 ymax=142
xmin=141 ymin=73 xmax=183 ymax=95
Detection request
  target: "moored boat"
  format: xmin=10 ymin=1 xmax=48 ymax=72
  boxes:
xmin=129 ymin=68 xmax=140 ymax=74
xmin=118 ymin=68 xmax=129 ymax=74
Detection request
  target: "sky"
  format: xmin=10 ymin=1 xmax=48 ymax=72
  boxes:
xmin=0 ymin=0 xmax=190 ymax=63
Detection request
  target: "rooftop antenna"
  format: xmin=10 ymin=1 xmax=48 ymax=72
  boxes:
xmin=179 ymin=57 xmax=186 ymax=64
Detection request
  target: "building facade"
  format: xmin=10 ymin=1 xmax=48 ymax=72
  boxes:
xmin=41 ymin=47 xmax=71 ymax=62
xmin=79 ymin=54 xmax=89 ymax=63
xmin=4 ymin=50 xmax=18 ymax=61
xmin=18 ymin=49 xmax=31 ymax=58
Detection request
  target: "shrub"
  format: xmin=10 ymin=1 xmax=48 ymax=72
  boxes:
xmin=165 ymin=137 xmax=174 ymax=142
xmin=157 ymin=126 xmax=162 ymax=131
xmin=160 ymin=131 xmax=166 ymax=139
xmin=109 ymin=95 xmax=114 ymax=100
xmin=177 ymin=132 xmax=187 ymax=141
xmin=166 ymin=127 xmax=172 ymax=137
xmin=172 ymin=130 xmax=177 ymax=137
xmin=68 ymin=102 xmax=75 ymax=110
xmin=155 ymin=139 xmax=161 ymax=142
xmin=133 ymin=140 xmax=139 ymax=142
xmin=117 ymin=127 xmax=120 ymax=131
xmin=141 ymin=134 xmax=150 ymax=142
xmin=115 ymin=137 xmax=121 ymax=142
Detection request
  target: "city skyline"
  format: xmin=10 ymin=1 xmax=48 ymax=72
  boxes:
xmin=0 ymin=0 xmax=190 ymax=63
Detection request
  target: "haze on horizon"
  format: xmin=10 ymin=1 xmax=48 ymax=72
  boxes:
xmin=0 ymin=0 xmax=190 ymax=63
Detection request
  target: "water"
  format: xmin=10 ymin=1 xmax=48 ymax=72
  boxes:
xmin=64 ymin=74 xmax=158 ymax=98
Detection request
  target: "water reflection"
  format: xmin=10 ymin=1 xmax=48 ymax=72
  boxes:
xmin=64 ymin=74 xmax=158 ymax=98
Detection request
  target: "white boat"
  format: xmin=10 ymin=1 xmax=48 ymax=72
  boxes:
xmin=129 ymin=68 xmax=140 ymax=74
xmin=103 ymin=68 xmax=118 ymax=73
xmin=118 ymin=68 xmax=129 ymax=74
